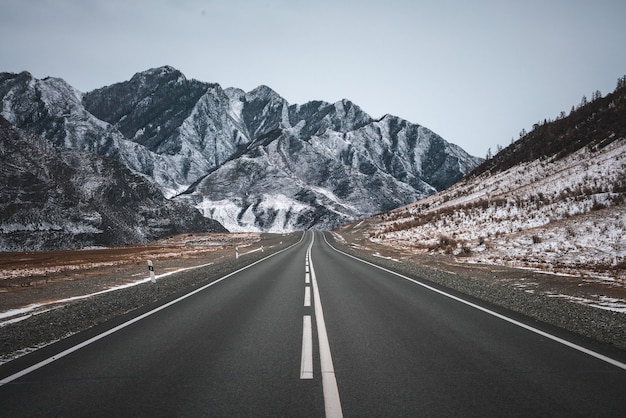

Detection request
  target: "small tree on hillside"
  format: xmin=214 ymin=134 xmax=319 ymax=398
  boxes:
xmin=592 ymin=90 xmax=602 ymax=101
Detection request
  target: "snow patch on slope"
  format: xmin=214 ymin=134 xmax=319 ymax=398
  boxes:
xmin=196 ymin=194 xmax=310 ymax=233
xmin=369 ymin=138 xmax=626 ymax=281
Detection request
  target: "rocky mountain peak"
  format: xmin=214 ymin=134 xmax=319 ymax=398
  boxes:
xmin=83 ymin=67 xmax=210 ymax=154
xmin=132 ymin=65 xmax=186 ymax=83
xmin=0 ymin=67 xmax=483 ymax=233
xmin=246 ymin=84 xmax=283 ymax=101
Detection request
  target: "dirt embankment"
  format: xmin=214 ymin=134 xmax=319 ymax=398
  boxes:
xmin=1 ymin=232 xmax=302 ymax=362
xmin=0 ymin=233 xmax=272 ymax=312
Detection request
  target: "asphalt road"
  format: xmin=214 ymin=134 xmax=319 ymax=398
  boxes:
xmin=1 ymin=231 xmax=625 ymax=417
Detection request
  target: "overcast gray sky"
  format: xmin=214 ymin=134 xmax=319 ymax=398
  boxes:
xmin=1 ymin=0 xmax=625 ymax=157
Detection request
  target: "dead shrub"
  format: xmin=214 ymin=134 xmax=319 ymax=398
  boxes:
xmin=439 ymin=235 xmax=457 ymax=247
xmin=591 ymin=199 xmax=607 ymax=211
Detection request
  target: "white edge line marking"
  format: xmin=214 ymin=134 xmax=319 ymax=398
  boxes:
xmin=301 ymin=315 xmax=313 ymax=379
xmin=309 ymin=233 xmax=344 ymax=418
xmin=0 ymin=232 xmax=307 ymax=387
xmin=322 ymin=233 xmax=626 ymax=372
xmin=304 ymin=286 xmax=311 ymax=307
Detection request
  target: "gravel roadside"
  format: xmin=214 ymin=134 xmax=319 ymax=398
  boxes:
xmin=0 ymin=233 xmax=302 ymax=364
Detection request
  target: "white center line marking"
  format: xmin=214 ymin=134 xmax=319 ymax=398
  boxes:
xmin=300 ymin=315 xmax=313 ymax=379
xmin=308 ymin=234 xmax=343 ymax=417
xmin=305 ymin=272 xmax=310 ymax=284
xmin=304 ymin=286 xmax=311 ymax=307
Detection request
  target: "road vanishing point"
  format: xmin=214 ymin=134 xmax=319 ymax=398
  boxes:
xmin=1 ymin=231 xmax=625 ymax=416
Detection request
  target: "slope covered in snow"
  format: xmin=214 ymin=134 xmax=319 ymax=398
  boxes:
xmin=366 ymin=139 xmax=625 ymax=279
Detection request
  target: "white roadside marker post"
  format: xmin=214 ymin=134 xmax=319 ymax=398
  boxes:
xmin=148 ymin=260 xmax=156 ymax=284
xmin=235 ymin=247 xmax=239 ymax=259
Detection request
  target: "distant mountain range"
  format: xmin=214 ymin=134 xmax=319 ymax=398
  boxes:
xmin=0 ymin=66 xmax=481 ymax=248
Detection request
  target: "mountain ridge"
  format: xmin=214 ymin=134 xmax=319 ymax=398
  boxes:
xmin=0 ymin=115 xmax=225 ymax=251
xmin=1 ymin=66 xmax=482 ymax=233
xmin=470 ymin=78 xmax=626 ymax=177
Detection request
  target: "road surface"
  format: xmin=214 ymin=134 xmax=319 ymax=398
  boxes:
xmin=1 ymin=231 xmax=625 ymax=416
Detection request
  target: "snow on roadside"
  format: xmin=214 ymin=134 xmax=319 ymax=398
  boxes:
xmin=0 ymin=232 xmax=263 ymax=325
xmin=0 ymin=262 xmax=214 ymax=327
xmin=545 ymin=293 xmax=626 ymax=313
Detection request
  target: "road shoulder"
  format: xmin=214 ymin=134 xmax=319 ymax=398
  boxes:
xmin=325 ymin=231 xmax=626 ymax=355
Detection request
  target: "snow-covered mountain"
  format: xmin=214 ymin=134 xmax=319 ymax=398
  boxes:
xmin=339 ymin=78 xmax=626 ymax=281
xmin=0 ymin=116 xmax=225 ymax=251
xmin=0 ymin=66 xmax=482 ymax=232
xmin=179 ymin=113 xmax=476 ymax=231
xmin=0 ymin=69 xmax=209 ymax=198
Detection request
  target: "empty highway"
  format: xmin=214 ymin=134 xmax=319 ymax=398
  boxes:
xmin=1 ymin=231 xmax=625 ymax=416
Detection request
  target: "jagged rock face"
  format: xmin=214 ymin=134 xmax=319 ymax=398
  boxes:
xmin=0 ymin=67 xmax=483 ymax=232
xmin=83 ymin=66 xmax=210 ymax=155
xmin=180 ymin=113 xmax=478 ymax=231
xmin=0 ymin=117 xmax=225 ymax=251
